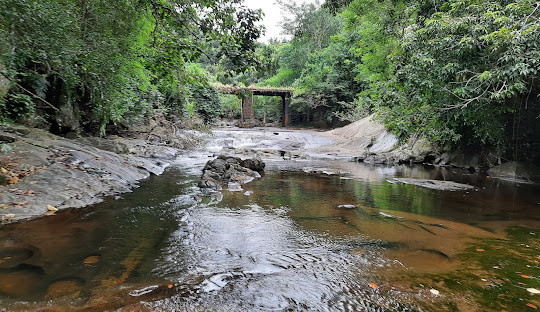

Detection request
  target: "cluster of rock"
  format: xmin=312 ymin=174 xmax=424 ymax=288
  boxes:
xmin=198 ymin=155 xmax=265 ymax=190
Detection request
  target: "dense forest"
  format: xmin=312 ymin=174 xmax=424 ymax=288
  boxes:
xmin=1 ymin=0 xmax=539 ymax=162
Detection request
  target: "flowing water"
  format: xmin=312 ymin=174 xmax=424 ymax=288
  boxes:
xmin=0 ymin=129 xmax=539 ymax=311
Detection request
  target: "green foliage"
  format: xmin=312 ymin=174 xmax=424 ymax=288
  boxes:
xmin=189 ymin=83 xmax=222 ymax=123
xmin=0 ymin=93 xmax=34 ymax=120
xmin=0 ymin=0 xmax=262 ymax=134
xmin=220 ymin=94 xmax=242 ymax=119
xmin=2 ymin=0 xmax=537 ymax=160
xmin=322 ymin=0 xmax=354 ymax=14
xmin=250 ymin=0 xmax=540 ymax=159
xmin=293 ymin=35 xmax=361 ymax=123
xmin=375 ymin=0 xmax=540 ymax=158
xmin=263 ymin=68 xmax=296 ymax=87
xmin=213 ymin=42 xmax=282 ymax=86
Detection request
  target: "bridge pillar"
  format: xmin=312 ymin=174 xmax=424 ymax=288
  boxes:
xmin=241 ymin=94 xmax=255 ymax=128
xmin=282 ymin=95 xmax=290 ymax=127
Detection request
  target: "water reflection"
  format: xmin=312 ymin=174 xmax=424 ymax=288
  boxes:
xmin=0 ymin=162 xmax=538 ymax=311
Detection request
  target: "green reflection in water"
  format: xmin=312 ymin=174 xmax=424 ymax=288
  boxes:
xmin=413 ymin=227 xmax=540 ymax=312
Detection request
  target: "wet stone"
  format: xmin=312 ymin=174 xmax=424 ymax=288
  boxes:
xmin=199 ymin=155 xmax=265 ymax=190
xmin=337 ymin=204 xmax=357 ymax=209
xmin=0 ymin=267 xmax=44 ymax=296
xmin=391 ymin=178 xmax=475 ymax=191
xmin=0 ymin=173 xmax=10 ymax=186
xmin=303 ymin=167 xmax=350 ymax=175
xmin=240 ymin=158 xmax=265 ymax=172
xmin=45 ymin=279 xmax=84 ymax=299
xmin=228 ymin=182 xmax=243 ymax=192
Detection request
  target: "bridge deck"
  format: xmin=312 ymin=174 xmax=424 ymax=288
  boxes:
xmin=215 ymin=84 xmax=293 ymax=127
xmin=216 ymin=85 xmax=293 ymax=97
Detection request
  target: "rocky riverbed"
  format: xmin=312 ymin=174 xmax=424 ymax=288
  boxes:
xmin=1 ymin=119 xmax=537 ymax=225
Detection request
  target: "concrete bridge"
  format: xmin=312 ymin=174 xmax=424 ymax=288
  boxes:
xmin=217 ymin=85 xmax=294 ymax=127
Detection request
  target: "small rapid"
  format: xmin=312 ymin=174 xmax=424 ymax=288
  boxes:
xmin=150 ymin=200 xmax=400 ymax=311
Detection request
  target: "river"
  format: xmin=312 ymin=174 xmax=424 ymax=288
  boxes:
xmin=0 ymin=128 xmax=539 ymax=311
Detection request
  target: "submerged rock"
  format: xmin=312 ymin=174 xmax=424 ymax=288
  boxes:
xmin=45 ymin=279 xmax=84 ymax=299
xmin=303 ymin=167 xmax=350 ymax=175
xmin=391 ymin=178 xmax=475 ymax=191
xmin=198 ymin=155 xmax=265 ymax=190
xmin=0 ymin=266 xmax=44 ymax=296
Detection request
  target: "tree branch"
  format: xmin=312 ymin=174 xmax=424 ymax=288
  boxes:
xmin=0 ymin=71 xmax=59 ymax=112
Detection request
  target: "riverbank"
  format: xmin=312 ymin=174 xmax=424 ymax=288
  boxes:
xmin=0 ymin=126 xmax=185 ymax=224
xmin=1 ymin=120 xmax=537 ymax=225
xmin=317 ymin=115 xmax=540 ymax=182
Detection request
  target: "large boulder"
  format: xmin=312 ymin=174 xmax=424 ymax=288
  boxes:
xmin=240 ymin=157 xmax=265 ymax=172
xmin=198 ymin=155 xmax=265 ymax=190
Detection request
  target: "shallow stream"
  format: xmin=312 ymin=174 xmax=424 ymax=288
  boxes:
xmin=0 ymin=129 xmax=539 ymax=311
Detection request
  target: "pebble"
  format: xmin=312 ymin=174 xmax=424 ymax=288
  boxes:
xmin=83 ymin=255 xmax=101 ymax=265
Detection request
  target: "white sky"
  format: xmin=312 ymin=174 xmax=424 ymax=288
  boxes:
xmin=244 ymin=0 xmax=320 ymax=43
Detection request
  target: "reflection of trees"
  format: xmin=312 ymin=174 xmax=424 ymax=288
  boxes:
xmin=360 ymin=183 xmax=437 ymax=216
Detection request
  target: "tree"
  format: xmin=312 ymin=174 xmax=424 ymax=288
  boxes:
xmin=376 ymin=0 xmax=540 ymax=160
xmin=322 ymin=0 xmax=354 ymax=14
xmin=0 ymin=0 xmax=262 ymax=133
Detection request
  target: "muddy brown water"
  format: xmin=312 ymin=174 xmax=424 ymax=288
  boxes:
xmin=0 ymin=158 xmax=539 ymax=311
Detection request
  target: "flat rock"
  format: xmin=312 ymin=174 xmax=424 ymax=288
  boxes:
xmin=83 ymin=255 xmax=101 ymax=265
xmin=227 ymin=182 xmax=243 ymax=192
xmin=45 ymin=279 xmax=84 ymax=299
xmin=0 ymin=127 xmax=173 ymax=225
xmin=0 ymin=268 xmax=44 ymax=296
xmin=303 ymin=167 xmax=351 ymax=175
xmin=391 ymin=178 xmax=475 ymax=191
